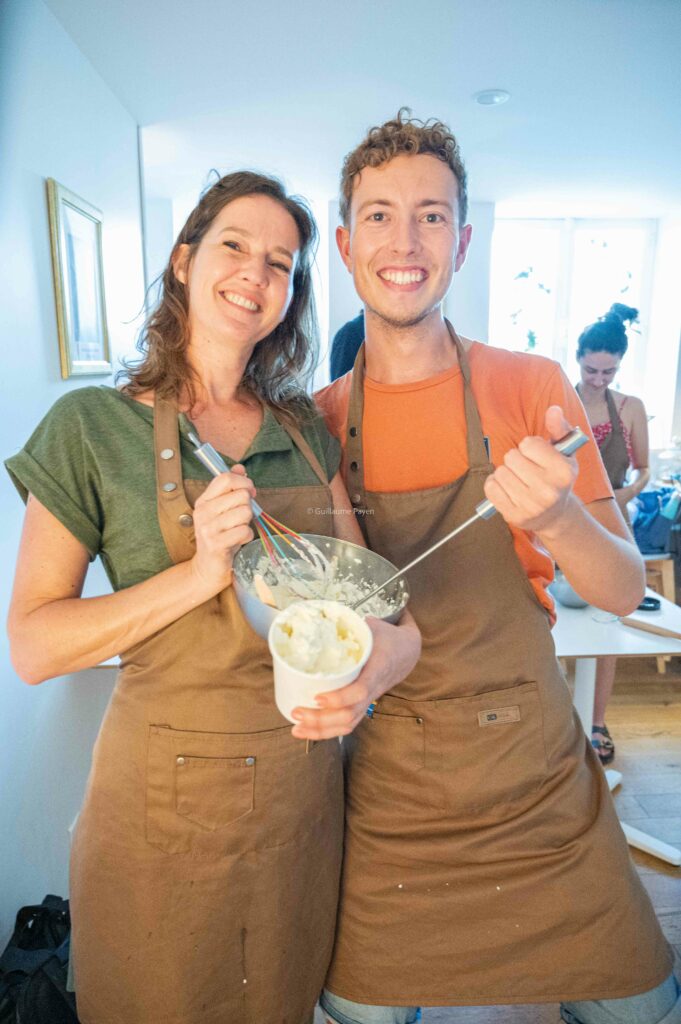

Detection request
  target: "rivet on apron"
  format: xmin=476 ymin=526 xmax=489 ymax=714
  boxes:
xmin=163 ymin=482 xmax=177 ymax=492
xmin=160 ymin=448 xmax=175 ymax=460
xmin=415 ymin=717 xmax=423 ymax=725
xmin=351 ymin=493 xmax=362 ymax=505
xmin=349 ymin=426 xmax=358 ymax=437
xmin=178 ymin=513 xmax=193 ymax=527
xmin=245 ymin=756 xmax=255 ymax=766
xmin=176 ymin=756 xmax=186 ymax=765
xmin=350 ymin=461 xmax=359 ymax=472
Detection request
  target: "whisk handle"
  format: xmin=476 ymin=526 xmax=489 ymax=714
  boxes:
xmin=474 ymin=426 xmax=589 ymax=519
xmin=188 ymin=433 xmax=264 ymax=516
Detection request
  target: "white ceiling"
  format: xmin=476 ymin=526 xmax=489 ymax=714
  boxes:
xmin=45 ymin=0 xmax=681 ymax=216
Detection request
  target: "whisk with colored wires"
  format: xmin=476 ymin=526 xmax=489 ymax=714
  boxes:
xmin=188 ymin=432 xmax=330 ymax=597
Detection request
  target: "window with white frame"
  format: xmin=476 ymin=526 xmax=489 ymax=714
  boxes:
xmin=488 ymin=219 xmax=657 ymax=404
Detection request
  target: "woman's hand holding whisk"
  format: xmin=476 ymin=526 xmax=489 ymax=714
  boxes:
xmin=190 ymin=466 xmax=257 ymax=595
xmin=290 ymin=612 xmax=422 ymax=741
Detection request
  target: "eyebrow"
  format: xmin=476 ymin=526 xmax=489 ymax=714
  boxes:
xmin=218 ymin=226 xmax=294 ymax=260
xmin=355 ymin=198 xmax=454 ymax=216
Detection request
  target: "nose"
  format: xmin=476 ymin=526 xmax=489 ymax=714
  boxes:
xmin=389 ymin=216 xmax=420 ymax=256
xmin=238 ymin=254 xmax=268 ymax=288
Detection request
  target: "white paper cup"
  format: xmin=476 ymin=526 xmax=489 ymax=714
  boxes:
xmin=267 ymin=600 xmax=373 ymax=723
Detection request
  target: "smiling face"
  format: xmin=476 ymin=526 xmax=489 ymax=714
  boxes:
xmin=173 ymin=194 xmax=301 ymax=350
xmin=578 ymin=349 xmax=622 ymax=394
xmin=336 ymin=153 xmax=471 ymax=329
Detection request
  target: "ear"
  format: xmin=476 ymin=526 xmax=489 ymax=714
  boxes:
xmin=454 ymin=224 xmax=472 ymax=273
xmin=172 ymin=243 xmax=191 ymax=284
xmin=336 ymin=225 xmax=353 ymax=274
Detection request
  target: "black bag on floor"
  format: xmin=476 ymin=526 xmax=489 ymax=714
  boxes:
xmin=0 ymin=895 xmax=78 ymax=1023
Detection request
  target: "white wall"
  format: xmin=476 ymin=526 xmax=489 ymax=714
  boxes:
xmin=142 ymin=194 xmax=174 ymax=308
xmin=445 ymin=202 xmax=495 ymax=343
xmin=0 ymin=0 xmax=144 ymax=945
xmin=648 ymin=217 xmax=681 ymax=447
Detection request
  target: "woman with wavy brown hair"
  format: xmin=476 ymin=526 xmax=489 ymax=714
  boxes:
xmin=6 ymin=171 xmax=420 ymax=1024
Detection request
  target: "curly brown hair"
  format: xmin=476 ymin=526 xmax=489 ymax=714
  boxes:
xmin=119 ymin=171 xmax=319 ymax=423
xmin=339 ymin=108 xmax=468 ymax=227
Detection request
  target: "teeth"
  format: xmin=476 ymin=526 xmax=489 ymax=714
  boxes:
xmin=381 ymin=270 xmax=425 ymax=285
xmin=223 ymin=292 xmax=260 ymax=311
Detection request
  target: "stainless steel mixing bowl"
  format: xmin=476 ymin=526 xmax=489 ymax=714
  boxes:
xmin=232 ymin=533 xmax=410 ymax=640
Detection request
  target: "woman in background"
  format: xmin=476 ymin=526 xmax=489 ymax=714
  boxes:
xmin=6 ymin=171 xmax=419 ymax=1024
xmin=576 ymin=303 xmax=650 ymax=764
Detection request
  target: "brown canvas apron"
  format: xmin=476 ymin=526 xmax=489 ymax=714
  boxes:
xmin=325 ymin=330 xmax=671 ymax=1007
xmin=70 ymin=397 xmax=344 ymax=1024
xmin=577 ymin=384 xmax=630 ymax=490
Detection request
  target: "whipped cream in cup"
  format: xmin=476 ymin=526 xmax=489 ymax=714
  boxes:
xmin=267 ymin=600 xmax=373 ymax=723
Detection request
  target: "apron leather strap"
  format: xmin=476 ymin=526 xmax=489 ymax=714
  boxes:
xmin=604 ymin=387 xmax=625 ymax=438
xmin=345 ymin=320 xmax=490 ymax=506
xmin=444 ymin=320 xmax=489 ymax=470
xmin=273 ymin=414 xmax=329 ymax=487
xmin=154 ymin=397 xmax=332 ymax=562
xmin=154 ymin=396 xmax=198 ymax=564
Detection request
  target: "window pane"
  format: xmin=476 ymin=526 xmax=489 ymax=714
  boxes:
xmin=568 ymin=224 xmax=649 ymax=396
xmin=489 ymin=221 xmax=561 ymax=358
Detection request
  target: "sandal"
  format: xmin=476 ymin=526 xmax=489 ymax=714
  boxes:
xmin=591 ymin=724 xmax=615 ymax=766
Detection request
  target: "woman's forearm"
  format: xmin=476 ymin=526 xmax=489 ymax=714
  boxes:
xmin=9 ymin=560 xmax=220 ymax=684
xmin=615 ymin=466 xmax=650 ymax=506
xmin=537 ymin=497 xmax=645 ymax=615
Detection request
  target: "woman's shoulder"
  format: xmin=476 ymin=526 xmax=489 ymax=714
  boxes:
xmin=613 ymin=390 xmax=646 ymax=416
xmin=282 ymin=399 xmax=341 ymax=481
xmin=19 ymin=387 xmax=152 ymax=458
xmin=295 ymin=399 xmax=337 ymax=447
xmin=42 ymin=385 xmax=138 ymax=423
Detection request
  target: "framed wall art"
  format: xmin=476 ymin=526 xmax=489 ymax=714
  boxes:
xmin=46 ymin=178 xmax=111 ymax=378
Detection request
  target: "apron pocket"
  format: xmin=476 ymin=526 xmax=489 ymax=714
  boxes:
xmin=433 ymin=680 xmax=548 ymax=815
xmin=145 ymin=724 xmax=341 ymax=856
xmin=145 ymin=724 xmax=261 ymax=855
xmin=356 ymin=710 xmax=426 ymax=772
xmin=175 ymin=754 xmax=254 ymax=830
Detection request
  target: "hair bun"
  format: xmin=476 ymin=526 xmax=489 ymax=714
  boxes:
xmin=606 ymin=303 xmax=639 ymax=325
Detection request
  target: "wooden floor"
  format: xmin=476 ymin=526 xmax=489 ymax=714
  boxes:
xmin=316 ymin=656 xmax=681 ymax=1023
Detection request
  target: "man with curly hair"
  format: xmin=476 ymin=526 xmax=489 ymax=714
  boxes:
xmin=308 ymin=111 xmax=680 ymax=1024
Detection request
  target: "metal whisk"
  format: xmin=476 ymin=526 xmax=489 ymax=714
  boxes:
xmin=188 ymin=432 xmax=330 ymax=597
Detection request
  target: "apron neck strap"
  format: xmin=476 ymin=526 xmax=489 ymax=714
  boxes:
xmin=345 ymin=321 xmax=489 ymax=503
xmin=270 ymin=409 xmax=329 ymax=487
xmin=154 ymin=395 xmax=197 ymax=564
xmin=604 ymin=387 xmax=624 ymax=435
xmin=444 ymin=319 xmax=489 ymax=469
xmin=576 ymin=383 xmax=624 ymax=438
xmin=346 ymin=343 xmax=368 ymax=502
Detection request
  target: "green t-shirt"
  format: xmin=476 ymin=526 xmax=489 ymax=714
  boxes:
xmin=5 ymin=386 xmax=341 ymax=592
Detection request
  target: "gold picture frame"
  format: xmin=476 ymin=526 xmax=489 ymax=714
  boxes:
xmin=46 ymin=178 xmax=111 ymax=378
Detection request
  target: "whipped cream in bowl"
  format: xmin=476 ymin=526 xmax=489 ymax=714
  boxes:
xmin=268 ymin=600 xmax=373 ymax=723
xmin=233 ymin=533 xmax=409 ymax=640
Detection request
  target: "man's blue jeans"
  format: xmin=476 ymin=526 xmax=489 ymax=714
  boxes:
xmin=320 ymin=971 xmax=681 ymax=1024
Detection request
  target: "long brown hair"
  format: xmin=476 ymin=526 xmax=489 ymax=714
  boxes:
xmin=120 ymin=171 xmax=319 ymax=422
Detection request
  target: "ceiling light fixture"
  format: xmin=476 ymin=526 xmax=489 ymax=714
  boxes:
xmin=474 ymin=89 xmax=510 ymax=106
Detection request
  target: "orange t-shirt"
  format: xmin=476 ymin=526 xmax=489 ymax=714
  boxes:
xmin=315 ymin=342 xmax=614 ymax=620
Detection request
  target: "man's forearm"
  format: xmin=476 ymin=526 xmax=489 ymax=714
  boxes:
xmin=537 ymin=498 xmax=645 ymax=615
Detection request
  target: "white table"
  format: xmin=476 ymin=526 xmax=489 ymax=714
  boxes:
xmin=553 ymin=591 xmax=681 ymax=866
